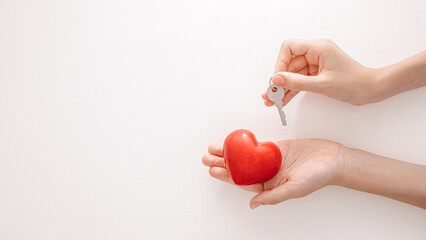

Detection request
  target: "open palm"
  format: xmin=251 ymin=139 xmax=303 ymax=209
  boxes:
xmin=202 ymin=138 xmax=342 ymax=208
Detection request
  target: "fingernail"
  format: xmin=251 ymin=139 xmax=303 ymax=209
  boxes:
xmin=250 ymin=202 xmax=261 ymax=209
xmin=272 ymin=74 xmax=284 ymax=85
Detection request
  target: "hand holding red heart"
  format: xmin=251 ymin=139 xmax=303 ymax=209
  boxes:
xmin=202 ymin=130 xmax=342 ymax=209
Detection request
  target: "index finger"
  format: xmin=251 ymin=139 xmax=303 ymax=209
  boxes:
xmin=274 ymin=39 xmax=314 ymax=73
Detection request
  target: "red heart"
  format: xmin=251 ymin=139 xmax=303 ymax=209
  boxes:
xmin=223 ymin=129 xmax=282 ymax=185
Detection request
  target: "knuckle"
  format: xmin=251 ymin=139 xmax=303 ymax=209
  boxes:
xmin=321 ymin=38 xmax=334 ymax=44
xmin=315 ymin=38 xmax=332 ymax=51
xmin=281 ymin=39 xmax=293 ymax=49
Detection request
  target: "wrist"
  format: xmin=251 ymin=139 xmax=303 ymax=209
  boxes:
xmin=372 ymin=66 xmax=399 ymax=102
xmin=349 ymin=66 xmax=388 ymax=105
xmin=361 ymin=66 xmax=393 ymax=104
xmin=332 ymin=145 xmax=360 ymax=187
xmin=333 ymin=145 xmax=378 ymax=188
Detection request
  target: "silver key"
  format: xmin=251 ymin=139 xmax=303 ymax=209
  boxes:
xmin=267 ymin=84 xmax=287 ymax=126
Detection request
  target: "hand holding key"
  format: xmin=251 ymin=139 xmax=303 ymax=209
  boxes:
xmin=262 ymin=39 xmax=426 ymax=107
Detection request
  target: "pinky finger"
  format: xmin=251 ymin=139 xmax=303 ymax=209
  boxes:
xmin=209 ymin=167 xmax=232 ymax=183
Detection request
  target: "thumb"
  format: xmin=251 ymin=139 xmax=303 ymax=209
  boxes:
xmin=272 ymin=72 xmax=324 ymax=92
xmin=249 ymin=184 xmax=298 ymax=209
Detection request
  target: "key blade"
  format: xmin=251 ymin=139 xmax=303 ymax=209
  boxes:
xmin=277 ymin=108 xmax=287 ymax=126
xmin=275 ymin=104 xmax=287 ymax=126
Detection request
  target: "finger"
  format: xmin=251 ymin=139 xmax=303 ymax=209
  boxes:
xmin=249 ymin=182 xmax=299 ymax=209
xmin=202 ymin=154 xmax=226 ymax=168
xmin=209 ymin=167 xmax=231 ymax=183
xmin=208 ymin=144 xmax=223 ymax=157
xmin=280 ymin=66 xmax=306 ymax=107
xmin=272 ymin=72 xmax=324 ymax=92
xmin=264 ymin=66 xmax=306 ymax=107
xmin=287 ymin=55 xmax=307 ymax=73
xmin=209 ymin=167 xmax=264 ymax=193
xmin=274 ymin=39 xmax=314 ymax=73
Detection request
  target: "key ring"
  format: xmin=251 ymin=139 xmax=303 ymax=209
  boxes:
xmin=269 ymin=76 xmax=278 ymax=92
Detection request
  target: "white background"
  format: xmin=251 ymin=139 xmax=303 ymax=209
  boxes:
xmin=0 ymin=0 xmax=425 ymax=239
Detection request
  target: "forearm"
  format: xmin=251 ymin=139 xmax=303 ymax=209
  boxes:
xmin=377 ymin=50 xmax=426 ymax=99
xmin=335 ymin=146 xmax=426 ymax=209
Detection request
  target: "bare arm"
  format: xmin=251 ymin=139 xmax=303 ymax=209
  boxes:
xmin=377 ymin=51 xmax=426 ymax=101
xmin=336 ymin=146 xmax=426 ymax=209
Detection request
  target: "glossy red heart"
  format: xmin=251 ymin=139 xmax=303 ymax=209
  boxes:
xmin=223 ymin=129 xmax=282 ymax=185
